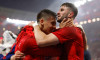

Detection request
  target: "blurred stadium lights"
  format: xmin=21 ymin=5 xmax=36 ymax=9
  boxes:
xmin=92 ymin=18 xmax=96 ymax=22
xmin=75 ymin=18 xmax=100 ymax=25
xmin=5 ymin=17 xmax=100 ymax=26
xmin=97 ymin=18 xmax=100 ymax=21
xmin=3 ymin=28 xmax=5 ymax=31
xmin=88 ymin=19 xmax=92 ymax=23
xmin=80 ymin=21 xmax=84 ymax=25
xmin=6 ymin=18 xmax=36 ymax=25
xmin=74 ymin=0 xmax=93 ymax=7
xmin=87 ymin=0 xmax=92 ymax=2
xmin=83 ymin=21 xmax=87 ymax=24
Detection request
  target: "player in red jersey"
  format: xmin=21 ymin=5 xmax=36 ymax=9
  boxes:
xmin=15 ymin=9 xmax=62 ymax=60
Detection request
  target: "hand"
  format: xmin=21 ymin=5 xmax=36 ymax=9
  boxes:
xmin=59 ymin=18 xmax=74 ymax=28
xmin=28 ymin=21 xmax=35 ymax=26
xmin=11 ymin=51 xmax=25 ymax=60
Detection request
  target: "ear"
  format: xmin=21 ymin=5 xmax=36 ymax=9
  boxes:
xmin=40 ymin=19 xmax=44 ymax=25
xmin=68 ymin=12 xmax=74 ymax=18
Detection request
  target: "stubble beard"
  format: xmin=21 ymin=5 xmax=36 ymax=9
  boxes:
xmin=57 ymin=12 xmax=70 ymax=23
xmin=57 ymin=15 xmax=68 ymax=23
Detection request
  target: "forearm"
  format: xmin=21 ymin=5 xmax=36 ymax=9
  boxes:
xmin=34 ymin=25 xmax=59 ymax=47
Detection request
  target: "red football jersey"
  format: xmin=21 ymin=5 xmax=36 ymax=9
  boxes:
xmin=53 ymin=27 xmax=84 ymax=60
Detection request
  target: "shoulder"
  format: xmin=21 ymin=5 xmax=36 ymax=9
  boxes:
xmin=21 ymin=35 xmax=35 ymax=46
xmin=53 ymin=27 xmax=77 ymax=35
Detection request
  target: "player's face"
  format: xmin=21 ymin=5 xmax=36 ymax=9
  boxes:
xmin=57 ymin=6 xmax=70 ymax=23
xmin=43 ymin=16 xmax=56 ymax=34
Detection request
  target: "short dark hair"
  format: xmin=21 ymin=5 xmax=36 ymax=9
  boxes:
xmin=61 ymin=2 xmax=78 ymax=18
xmin=37 ymin=9 xmax=56 ymax=23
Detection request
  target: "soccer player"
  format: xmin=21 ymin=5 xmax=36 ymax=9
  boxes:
xmin=15 ymin=9 xmax=62 ymax=60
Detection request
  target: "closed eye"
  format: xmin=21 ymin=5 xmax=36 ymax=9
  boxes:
xmin=60 ymin=9 xmax=64 ymax=11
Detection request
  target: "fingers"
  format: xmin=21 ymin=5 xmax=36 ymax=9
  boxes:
xmin=65 ymin=18 xmax=72 ymax=23
xmin=65 ymin=18 xmax=74 ymax=27
xmin=11 ymin=54 xmax=24 ymax=60
xmin=28 ymin=21 xmax=35 ymax=26
xmin=60 ymin=18 xmax=74 ymax=28
xmin=61 ymin=18 xmax=72 ymax=24
xmin=15 ymin=50 xmax=20 ymax=53
xmin=15 ymin=51 xmax=25 ymax=59
xmin=15 ymin=51 xmax=24 ymax=56
xmin=61 ymin=18 xmax=67 ymax=24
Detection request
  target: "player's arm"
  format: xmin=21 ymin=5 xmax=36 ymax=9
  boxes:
xmin=34 ymin=25 xmax=59 ymax=47
xmin=33 ymin=19 xmax=73 ymax=47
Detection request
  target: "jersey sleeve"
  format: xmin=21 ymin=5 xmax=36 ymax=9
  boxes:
xmin=52 ymin=27 xmax=76 ymax=44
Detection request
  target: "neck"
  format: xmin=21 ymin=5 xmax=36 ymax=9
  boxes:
xmin=38 ymin=24 xmax=42 ymax=31
xmin=38 ymin=24 xmax=48 ymax=34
